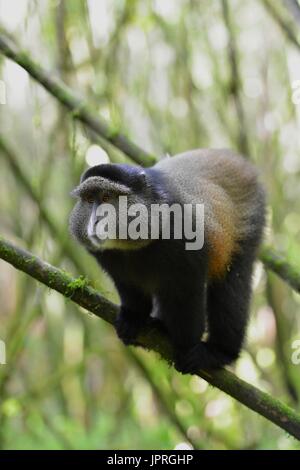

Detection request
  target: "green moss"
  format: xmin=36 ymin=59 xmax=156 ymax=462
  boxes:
xmin=0 ymin=245 xmax=10 ymax=256
xmin=66 ymin=275 xmax=89 ymax=297
xmin=106 ymin=124 xmax=121 ymax=140
xmin=70 ymin=102 xmax=85 ymax=119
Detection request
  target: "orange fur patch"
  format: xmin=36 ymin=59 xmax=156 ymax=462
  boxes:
xmin=207 ymin=230 xmax=236 ymax=278
xmin=206 ymin=198 xmax=238 ymax=279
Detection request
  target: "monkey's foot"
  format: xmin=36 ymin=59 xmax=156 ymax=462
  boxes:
xmin=115 ymin=311 xmax=167 ymax=346
xmin=174 ymin=342 xmax=236 ymax=374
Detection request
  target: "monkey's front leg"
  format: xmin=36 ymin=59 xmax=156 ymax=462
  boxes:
xmin=114 ymin=282 xmax=153 ymax=345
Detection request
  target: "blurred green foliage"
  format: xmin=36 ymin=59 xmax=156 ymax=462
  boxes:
xmin=0 ymin=0 xmax=300 ymax=450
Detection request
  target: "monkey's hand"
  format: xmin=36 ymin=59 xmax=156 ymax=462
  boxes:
xmin=115 ymin=308 xmax=166 ymax=346
xmin=115 ymin=307 xmax=144 ymax=345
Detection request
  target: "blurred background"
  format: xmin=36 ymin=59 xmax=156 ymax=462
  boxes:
xmin=0 ymin=0 xmax=300 ymax=450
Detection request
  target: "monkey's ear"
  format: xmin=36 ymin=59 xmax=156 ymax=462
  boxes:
xmin=70 ymin=186 xmax=80 ymax=199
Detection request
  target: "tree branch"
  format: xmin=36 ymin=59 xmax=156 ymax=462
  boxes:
xmin=262 ymin=0 xmax=300 ymax=51
xmin=1 ymin=236 xmax=300 ymax=439
xmin=221 ymin=0 xmax=250 ymax=156
xmin=260 ymin=246 xmax=300 ymax=294
xmin=283 ymin=0 xmax=300 ymax=27
xmin=0 ymin=29 xmax=155 ymax=168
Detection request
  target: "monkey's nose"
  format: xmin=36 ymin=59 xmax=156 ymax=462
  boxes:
xmin=87 ymin=206 xmax=100 ymax=238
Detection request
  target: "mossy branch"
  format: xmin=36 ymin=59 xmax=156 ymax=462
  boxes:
xmin=0 ymin=30 xmax=155 ymax=168
xmin=1 ymin=236 xmax=300 ymax=440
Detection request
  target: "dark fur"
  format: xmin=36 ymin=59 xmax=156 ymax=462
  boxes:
xmin=71 ymin=157 xmax=265 ymax=374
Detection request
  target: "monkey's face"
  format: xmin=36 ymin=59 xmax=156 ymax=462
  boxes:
xmin=69 ymin=164 xmax=160 ymax=251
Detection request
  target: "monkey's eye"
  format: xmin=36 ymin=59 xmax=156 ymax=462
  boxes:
xmin=82 ymin=193 xmax=95 ymax=204
xmin=102 ymin=193 xmax=110 ymax=203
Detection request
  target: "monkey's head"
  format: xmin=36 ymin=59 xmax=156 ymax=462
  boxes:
xmin=69 ymin=163 xmax=169 ymax=251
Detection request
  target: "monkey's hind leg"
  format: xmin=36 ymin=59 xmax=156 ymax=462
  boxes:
xmin=176 ymin=248 xmax=257 ymax=374
xmin=204 ymin=246 xmax=258 ymax=368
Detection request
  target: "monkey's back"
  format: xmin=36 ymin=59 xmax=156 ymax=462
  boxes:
xmin=155 ymin=149 xmax=265 ymax=278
